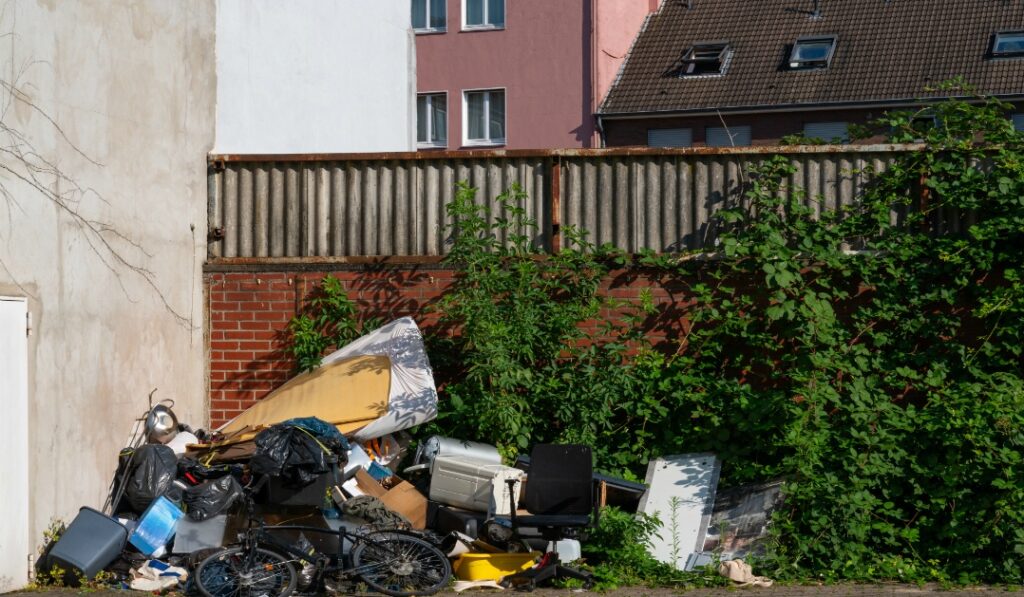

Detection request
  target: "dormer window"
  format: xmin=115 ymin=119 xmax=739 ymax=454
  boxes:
xmin=675 ymin=42 xmax=732 ymax=77
xmin=991 ymin=31 xmax=1024 ymax=57
xmin=788 ymin=35 xmax=837 ymax=69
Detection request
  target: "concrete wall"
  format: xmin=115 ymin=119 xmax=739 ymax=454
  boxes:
xmin=0 ymin=0 xmax=215 ymax=582
xmin=215 ymin=0 xmax=416 ymax=154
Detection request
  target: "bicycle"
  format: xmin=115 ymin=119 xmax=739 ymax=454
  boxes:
xmin=193 ymin=477 xmax=451 ymax=597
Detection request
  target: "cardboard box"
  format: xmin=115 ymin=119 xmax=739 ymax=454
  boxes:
xmin=353 ymin=468 xmax=428 ymax=529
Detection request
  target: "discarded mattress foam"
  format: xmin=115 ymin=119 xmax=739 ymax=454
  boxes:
xmin=218 ymin=317 xmax=438 ymax=441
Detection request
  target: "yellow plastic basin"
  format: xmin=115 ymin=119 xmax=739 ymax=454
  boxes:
xmin=453 ymin=551 xmax=541 ymax=581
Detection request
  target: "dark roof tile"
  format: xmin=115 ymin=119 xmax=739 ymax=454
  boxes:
xmin=600 ymin=0 xmax=1024 ymax=115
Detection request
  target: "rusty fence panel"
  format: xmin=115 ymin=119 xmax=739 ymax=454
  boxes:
xmin=208 ymin=145 xmax=919 ymax=260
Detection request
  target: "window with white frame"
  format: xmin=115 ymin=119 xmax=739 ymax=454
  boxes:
xmin=417 ymin=93 xmax=447 ymax=148
xmin=412 ymin=0 xmax=446 ymax=32
xmin=706 ymin=125 xmax=751 ymax=147
xmin=648 ymin=128 xmax=692 ymax=148
xmin=804 ymin=121 xmax=849 ymax=143
xmin=464 ymin=0 xmax=504 ymax=29
xmin=463 ymin=89 xmax=505 ymax=145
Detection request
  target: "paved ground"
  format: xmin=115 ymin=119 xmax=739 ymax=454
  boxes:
xmin=7 ymin=585 xmax=1024 ymax=596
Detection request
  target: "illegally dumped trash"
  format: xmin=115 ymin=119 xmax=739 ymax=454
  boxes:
xmin=718 ymin=558 xmax=774 ymax=587
xmin=40 ymin=319 xmax=762 ymax=594
xmin=128 ymin=559 xmax=188 ymax=591
xmin=122 ymin=444 xmax=178 ymax=514
xmin=638 ymin=453 xmax=721 ymax=570
xmin=215 ymin=316 xmax=438 ymax=442
xmin=182 ymin=475 xmax=243 ymax=521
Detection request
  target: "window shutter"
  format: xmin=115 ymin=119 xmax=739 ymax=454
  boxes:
xmin=706 ymin=126 xmax=751 ymax=147
xmin=804 ymin=122 xmax=849 ymax=143
xmin=648 ymin=128 xmax=693 ymax=148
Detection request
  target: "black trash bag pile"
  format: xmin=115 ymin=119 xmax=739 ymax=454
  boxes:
xmin=250 ymin=423 xmax=348 ymax=487
xmin=124 ymin=444 xmax=178 ymax=513
xmin=184 ymin=475 xmax=244 ymax=521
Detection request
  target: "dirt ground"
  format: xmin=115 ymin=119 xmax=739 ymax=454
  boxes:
xmin=6 ymin=585 xmax=1024 ymax=597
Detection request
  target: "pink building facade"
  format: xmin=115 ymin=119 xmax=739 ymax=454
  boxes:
xmin=413 ymin=0 xmax=657 ymax=150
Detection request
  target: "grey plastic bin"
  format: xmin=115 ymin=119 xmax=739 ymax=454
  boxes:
xmin=47 ymin=507 xmax=128 ymax=583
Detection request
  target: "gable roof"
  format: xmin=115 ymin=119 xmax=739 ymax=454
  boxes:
xmin=600 ymin=0 xmax=1024 ymax=116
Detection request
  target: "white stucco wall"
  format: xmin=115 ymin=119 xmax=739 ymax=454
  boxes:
xmin=215 ymin=0 xmax=416 ymax=153
xmin=0 ymin=0 xmax=215 ymax=585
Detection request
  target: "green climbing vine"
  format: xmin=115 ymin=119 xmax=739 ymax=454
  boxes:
xmin=287 ymin=87 xmax=1024 ymax=583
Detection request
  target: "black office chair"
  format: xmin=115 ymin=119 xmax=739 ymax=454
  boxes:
xmin=500 ymin=444 xmax=597 ymax=591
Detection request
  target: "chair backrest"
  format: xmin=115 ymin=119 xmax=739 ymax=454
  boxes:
xmin=523 ymin=444 xmax=593 ymax=515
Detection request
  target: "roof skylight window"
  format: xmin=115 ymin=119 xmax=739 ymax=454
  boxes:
xmin=992 ymin=31 xmax=1024 ymax=57
xmin=673 ymin=42 xmax=732 ymax=76
xmin=788 ymin=35 xmax=837 ymax=69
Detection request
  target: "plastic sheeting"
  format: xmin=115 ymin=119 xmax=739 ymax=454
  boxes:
xmin=218 ymin=317 xmax=438 ymax=441
xmin=323 ymin=317 xmax=438 ymax=441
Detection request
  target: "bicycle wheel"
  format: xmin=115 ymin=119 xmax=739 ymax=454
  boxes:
xmin=195 ymin=546 xmax=298 ymax=597
xmin=350 ymin=532 xmax=452 ymax=596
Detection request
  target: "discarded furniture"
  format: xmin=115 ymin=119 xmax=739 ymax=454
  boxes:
xmin=500 ymin=444 xmax=596 ymax=590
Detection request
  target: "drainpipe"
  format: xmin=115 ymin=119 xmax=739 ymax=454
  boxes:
xmin=596 ymin=113 xmax=607 ymax=148
xmin=591 ymin=0 xmax=600 ymax=148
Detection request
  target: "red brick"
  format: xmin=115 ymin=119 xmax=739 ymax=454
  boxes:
xmin=254 ymin=311 xmax=290 ymax=322
xmin=223 ymin=351 xmax=255 ymax=361
xmin=239 ymin=321 xmax=273 ymax=330
xmin=224 ymin=330 xmax=255 ymax=340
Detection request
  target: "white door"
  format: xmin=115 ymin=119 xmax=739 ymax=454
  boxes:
xmin=0 ymin=298 xmax=29 ymax=590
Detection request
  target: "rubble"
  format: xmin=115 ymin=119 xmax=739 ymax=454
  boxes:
xmin=39 ymin=318 xmax=689 ymax=594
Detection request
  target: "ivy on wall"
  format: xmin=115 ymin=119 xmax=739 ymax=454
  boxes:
xmin=289 ymin=89 xmax=1024 ymax=583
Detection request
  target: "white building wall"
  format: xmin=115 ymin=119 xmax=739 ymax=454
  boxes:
xmin=215 ymin=0 xmax=417 ymax=153
xmin=0 ymin=0 xmax=215 ymax=586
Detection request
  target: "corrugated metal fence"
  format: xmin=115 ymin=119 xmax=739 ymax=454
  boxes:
xmin=207 ymin=145 xmax=921 ymax=260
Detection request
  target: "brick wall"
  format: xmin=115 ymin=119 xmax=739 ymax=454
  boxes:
xmin=603 ymin=107 xmax=884 ymax=147
xmin=205 ymin=265 xmax=690 ymax=428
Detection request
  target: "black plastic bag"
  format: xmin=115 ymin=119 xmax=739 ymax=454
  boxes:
xmin=177 ymin=457 xmax=239 ymax=485
xmin=184 ymin=476 xmax=243 ymax=521
xmin=250 ymin=423 xmax=344 ymax=487
xmin=124 ymin=444 xmax=178 ymax=513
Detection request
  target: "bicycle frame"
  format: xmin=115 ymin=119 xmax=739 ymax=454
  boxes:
xmin=235 ymin=520 xmax=426 ymax=592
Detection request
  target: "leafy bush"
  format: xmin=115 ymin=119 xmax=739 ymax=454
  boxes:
xmin=582 ymin=507 xmax=727 ymax=589
xmin=426 ymin=182 xmax=644 ymax=454
xmin=287 ymin=90 xmax=1024 ymax=583
xmin=286 ymin=275 xmax=381 ymax=372
xmin=646 ymin=87 xmax=1024 ymax=582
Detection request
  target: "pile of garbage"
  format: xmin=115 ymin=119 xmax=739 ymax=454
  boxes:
xmin=38 ymin=317 xmax=781 ymax=593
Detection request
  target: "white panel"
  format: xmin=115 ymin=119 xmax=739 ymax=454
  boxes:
xmin=1013 ymin=113 xmax=1024 ymax=132
xmin=638 ymin=453 xmax=720 ymax=569
xmin=0 ymin=298 xmax=29 ymax=590
xmin=215 ymin=0 xmax=416 ymax=152
xmin=648 ymin=128 xmax=693 ymax=148
xmin=804 ymin=121 xmax=849 ymax=143
xmin=706 ymin=125 xmax=752 ymax=147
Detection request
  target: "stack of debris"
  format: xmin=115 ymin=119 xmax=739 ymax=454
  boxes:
xmin=37 ymin=317 xmax=780 ymax=594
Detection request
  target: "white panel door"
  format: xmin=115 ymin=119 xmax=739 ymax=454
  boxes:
xmin=0 ymin=298 xmax=29 ymax=590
